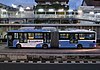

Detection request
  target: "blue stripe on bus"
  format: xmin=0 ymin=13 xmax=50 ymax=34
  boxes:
xmin=59 ymin=41 xmax=96 ymax=48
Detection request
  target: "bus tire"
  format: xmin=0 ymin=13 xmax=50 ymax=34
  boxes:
xmin=42 ymin=44 xmax=48 ymax=49
xmin=16 ymin=44 xmax=21 ymax=49
xmin=77 ymin=44 xmax=83 ymax=49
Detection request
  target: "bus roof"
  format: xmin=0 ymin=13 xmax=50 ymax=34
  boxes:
xmin=8 ymin=29 xmax=96 ymax=33
xmin=8 ymin=29 xmax=51 ymax=33
xmin=59 ymin=29 xmax=96 ymax=33
xmin=19 ymin=27 xmax=35 ymax=30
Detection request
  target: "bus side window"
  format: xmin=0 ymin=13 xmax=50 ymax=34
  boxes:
xmin=19 ymin=33 xmax=27 ymax=43
xmin=19 ymin=33 xmax=23 ymax=43
xmin=28 ymin=33 xmax=34 ymax=40
xmin=14 ymin=33 xmax=18 ymax=39
xmin=59 ymin=33 xmax=69 ymax=40
xmin=89 ymin=34 xmax=95 ymax=40
xmin=35 ymin=33 xmax=43 ymax=39
xmin=85 ymin=34 xmax=95 ymax=40
xmin=70 ymin=34 xmax=78 ymax=43
xmin=79 ymin=34 xmax=85 ymax=40
xmin=23 ymin=33 xmax=27 ymax=42
xmin=75 ymin=34 xmax=78 ymax=39
xmin=46 ymin=33 xmax=51 ymax=43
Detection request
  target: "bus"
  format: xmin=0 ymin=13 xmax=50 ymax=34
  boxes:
xmin=59 ymin=29 xmax=96 ymax=48
xmin=7 ymin=28 xmax=96 ymax=48
xmin=7 ymin=28 xmax=51 ymax=48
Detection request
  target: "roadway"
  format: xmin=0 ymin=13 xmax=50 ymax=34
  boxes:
xmin=0 ymin=44 xmax=100 ymax=54
xmin=0 ymin=63 xmax=100 ymax=70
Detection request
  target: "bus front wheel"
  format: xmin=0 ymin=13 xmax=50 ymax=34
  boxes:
xmin=16 ymin=44 xmax=21 ymax=49
xmin=77 ymin=44 xmax=83 ymax=49
xmin=42 ymin=44 xmax=48 ymax=49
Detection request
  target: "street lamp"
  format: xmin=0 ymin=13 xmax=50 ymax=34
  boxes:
xmin=38 ymin=9 xmax=44 ymax=12
xmin=89 ymin=11 xmax=94 ymax=15
xmin=58 ymin=9 xmax=64 ymax=12
xmin=48 ymin=9 xmax=54 ymax=12
xmin=68 ymin=9 xmax=73 ymax=12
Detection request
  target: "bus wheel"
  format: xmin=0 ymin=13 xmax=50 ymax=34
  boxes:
xmin=42 ymin=44 xmax=48 ymax=49
xmin=77 ymin=44 xmax=83 ymax=49
xmin=16 ymin=44 xmax=21 ymax=49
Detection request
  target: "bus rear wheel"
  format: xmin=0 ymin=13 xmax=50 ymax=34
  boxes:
xmin=42 ymin=44 xmax=48 ymax=49
xmin=77 ymin=44 xmax=83 ymax=49
xmin=16 ymin=44 xmax=21 ymax=49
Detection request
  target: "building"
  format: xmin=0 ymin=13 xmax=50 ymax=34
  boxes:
xmin=33 ymin=0 xmax=80 ymax=24
xmin=83 ymin=0 xmax=100 ymax=7
xmin=0 ymin=3 xmax=18 ymax=19
xmin=78 ymin=0 xmax=100 ymax=24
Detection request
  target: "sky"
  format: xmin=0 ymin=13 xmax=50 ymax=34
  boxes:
xmin=0 ymin=0 xmax=83 ymax=10
xmin=68 ymin=0 xmax=83 ymax=10
xmin=0 ymin=0 xmax=36 ymax=7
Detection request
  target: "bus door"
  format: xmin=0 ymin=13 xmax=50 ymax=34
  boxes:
xmin=51 ymin=31 xmax=59 ymax=48
xmin=69 ymin=33 xmax=78 ymax=44
xmin=43 ymin=32 xmax=51 ymax=43
xmin=19 ymin=33 xmax=27 ymax=43
xmin=7 ymin=32 xmax=14 ymax=46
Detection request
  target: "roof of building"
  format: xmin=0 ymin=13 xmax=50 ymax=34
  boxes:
xmin=0 ymin=3 xmax=18 ymax=11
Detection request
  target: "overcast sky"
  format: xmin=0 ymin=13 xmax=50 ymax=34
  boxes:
xmin=0 ymin=0 xmax=83 ymax=10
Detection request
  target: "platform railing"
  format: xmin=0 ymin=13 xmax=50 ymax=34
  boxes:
xmin=0 ymin=14 xmax=100 ymax=22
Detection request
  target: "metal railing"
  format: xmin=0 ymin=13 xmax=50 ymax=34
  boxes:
xmin=0 ymin=14 xmax=100 ymax=22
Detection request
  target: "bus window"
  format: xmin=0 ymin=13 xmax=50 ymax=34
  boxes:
xmin=59 ymin=33 xmax=69 ymax=40
xmin=19 ymin=33 xmax=27 ymax=43
xmin=19 ymin=33 xmax=23 ymax=43
xmin=85 ymin=33 xmax=95 ymax=40
xmin=14 ymin=33 xmax=18 ymax=39
xmin=28 ymin=33 xmax=34 ymax=40
xmin=79 ymin=34 xmax=85 ymax=40
xmin=46 ymin=33 xmax=51 ymax=43
xmin=23 ymin=33 xmax=27 ymax=42
xmin=43 ymin=33 xmax=51 ymax=43
xmin=79 ymin=33 xmax=95 ymax=40
xmin=70 ymin=34 xmax=78 ymax=43
xmin=8 ymin=32 xmax=14 ymax=46
xmin=34 ymin=33 xmax=43 ymax=39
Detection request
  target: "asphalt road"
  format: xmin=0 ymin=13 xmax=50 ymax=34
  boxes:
xmin=0 ymin=44 xmax=100 ymax=54
xmin=0 ymin=63 xmax=100 ymax=70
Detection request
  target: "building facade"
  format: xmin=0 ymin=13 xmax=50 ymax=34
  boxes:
xmin=83 ymin=0 xmax=100 ymax=6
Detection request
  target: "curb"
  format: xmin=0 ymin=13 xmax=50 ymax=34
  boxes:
xmin=0 ymin=60 xmax=100 ymax=64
